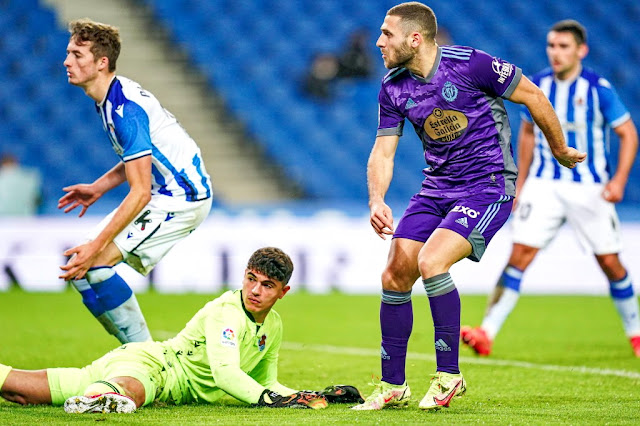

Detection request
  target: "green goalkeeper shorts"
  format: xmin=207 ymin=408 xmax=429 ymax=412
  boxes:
xmin=47 ymin=342 xmax=181 ymax=406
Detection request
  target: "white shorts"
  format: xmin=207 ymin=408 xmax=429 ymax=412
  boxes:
xmin=88 ymin=196 xmax=212 ymax=275
xmin=511 ymin=178 xmax=622 ymax=255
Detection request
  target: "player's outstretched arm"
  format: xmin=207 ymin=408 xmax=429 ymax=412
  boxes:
xmin=57 ymin=162 xmax=127 ymax=217
xmin=509 ymin=76 xmax=586 ymax=169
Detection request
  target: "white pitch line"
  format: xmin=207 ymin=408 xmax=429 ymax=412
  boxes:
xmin=282 ymin=342 xmax=640 ymax=380
xmin=153 ymin=331 xmax=640 ymax=380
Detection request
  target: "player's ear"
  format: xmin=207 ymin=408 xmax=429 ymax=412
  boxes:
xmin=97 ymin=56 xmax=109 ymax=71
xmin=279 ymin=285 xmax=291 ymax=299
xmin=410 ymin=31 xmax=421 ymax=48
xmin=578 ymin=43 xmax=588 ymax=60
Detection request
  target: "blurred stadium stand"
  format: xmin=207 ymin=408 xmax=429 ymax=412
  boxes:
xmin=1 ymin=0 xmax=639 ymax=215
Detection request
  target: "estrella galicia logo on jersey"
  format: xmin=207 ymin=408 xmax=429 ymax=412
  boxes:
xmin=221 ymin=328 xmax=236 ymax=347
xmin=134 ymin=210 xmax=152 ymax=231
xmin=405 ymin=98 xmax=417 ymax=109
xmin=492 ymin=58 xmax=514 ymax=84
xmin=257 ymin=334 xmax=267 ymax=351
xmin=452 ymin=205 xmax=480 ymax=218
xmin=442 ymin=81 xmax=458 ymax=102
xmin=424 ymin=108 xmax=468 ymax=142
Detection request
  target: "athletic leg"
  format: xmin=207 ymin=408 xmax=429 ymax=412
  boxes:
xmin=597 ymin=253 xmax=640 ymax=356
xmin=419 ymin=228 xmax=471 ymax=374
xmin=481 ymin=244 xmax=539 ymax=340
xmin=380 ymin=238 xmax=422 ymax=385
xmin=64 ymin=376 xmax=143 ymax=413
xmin=352 ymin=238 xmax=421 ymax=410
xmin=418 ymin=228 xmax=469 ymax=410
xmin=68 ymin=241 xmax=150 ymax=343
xmin=0 ymin=368 xmax=52 ymax=405
xmin=85 ymin=263 xmax=151 ymax=343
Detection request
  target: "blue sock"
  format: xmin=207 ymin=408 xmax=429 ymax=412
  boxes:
xmin=86 ymin=267 xmax=151 ymax=343
xmin=70 ymin=278 xmax=105 ymax=317
xmin=500 ymin=266 xmax=523 ymax=291
xmin=70 ymin=278 xmax=125 ymax=339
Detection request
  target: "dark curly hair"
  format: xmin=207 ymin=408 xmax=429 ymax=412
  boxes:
xmin=68 ymin=18 xmax=121 ymax=72
xmin=247 ymin=247 xmax=294 ymax=285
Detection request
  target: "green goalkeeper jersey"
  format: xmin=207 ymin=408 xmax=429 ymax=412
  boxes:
xmin=160 ymin=290 xmax=295 ymax=404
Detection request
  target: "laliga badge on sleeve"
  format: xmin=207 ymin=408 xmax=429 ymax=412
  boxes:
xmin=221 ymin=327 xmax=237 ymax=347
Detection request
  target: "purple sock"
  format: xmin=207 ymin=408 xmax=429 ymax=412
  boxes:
xmin=380 ymin=292 xmax=413 ymax=385
xmin=424 ymin=274 xmax=460 ymax=374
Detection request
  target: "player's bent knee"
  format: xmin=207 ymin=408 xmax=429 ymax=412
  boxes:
xmin=417 ymin=258 xmax=449 ymax=280
xmin=381 ymin=268 xmax=416 ymax=292
xmin=110 ymin=377 xmax=145 ymax=407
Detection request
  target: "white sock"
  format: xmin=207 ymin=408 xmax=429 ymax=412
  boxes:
xmin=481 ymin=287 xmax=520 ymax=340
xmin=610 ymin=275 xmax=640 ymax=337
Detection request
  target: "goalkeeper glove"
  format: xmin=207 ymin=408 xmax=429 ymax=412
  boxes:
xmin=255 ymin=389 xmax=328 ymax=409
xmin=319 ymin=385 xmax=365 ymax=404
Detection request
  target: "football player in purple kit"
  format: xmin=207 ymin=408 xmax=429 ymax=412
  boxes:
xmin=352 ymin=2 xmax=586 ymax=411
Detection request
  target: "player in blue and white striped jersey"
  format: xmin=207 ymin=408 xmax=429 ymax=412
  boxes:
xmin=58 ymin=19 xmax=212 ymax=344
xmin=462 ymin=20 xmax=640 ymax=357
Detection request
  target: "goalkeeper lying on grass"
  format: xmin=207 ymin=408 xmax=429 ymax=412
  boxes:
xmin=0 ymin=247 xmax=363 ymax=413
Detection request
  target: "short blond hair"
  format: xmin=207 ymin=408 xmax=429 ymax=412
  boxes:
xmin=388 ymin=2 xmax=438 ymax=42
xmin=68 ymin=18 xmax=121 ymax=72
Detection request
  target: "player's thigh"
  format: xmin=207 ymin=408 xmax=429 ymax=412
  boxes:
xmin=47 ymin=366 xmax=102 ymax=406
xmin=419 ymin=228 xmax=472 ymax=277
xmin=114 ymin=197 xmax=212 ymax=275
xmin=92 ymin=342 xmax=169 ymax=407
xmin=511 ymin=179 xmax=564 ymax=249
xmin=438 ymin=192 xmax=513 ymax=262
xmin=564 ymin=183 xmax=622 ymax=254
xmin=386 ymin=194 xmax=443 ymax=289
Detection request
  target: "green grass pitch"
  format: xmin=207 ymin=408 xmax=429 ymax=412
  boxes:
xmin=1 ymin=288 xmax=639 ymax=424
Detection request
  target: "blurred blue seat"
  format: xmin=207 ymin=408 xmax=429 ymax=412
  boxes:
xmin=121 ymin=0 xmax=640 ymax=206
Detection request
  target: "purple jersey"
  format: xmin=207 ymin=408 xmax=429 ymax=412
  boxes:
xmin=377 ymin=46 xmax=522 ymax=197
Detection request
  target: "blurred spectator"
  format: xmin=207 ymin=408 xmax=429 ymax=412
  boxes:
xmin=0 ymin=154 xmax=42 ymax=216
xmin=302 ymin=53 xmax=340 ymax=100
xmin=337 ymin=30 xmax=373 ymax=79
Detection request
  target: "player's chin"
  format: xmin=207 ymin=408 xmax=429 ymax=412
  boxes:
xmin=244 ymin=298 xmax=262 ymax=310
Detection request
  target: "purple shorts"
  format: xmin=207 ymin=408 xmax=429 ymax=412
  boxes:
xmin=394 ymin=192 xmax=514 ymax=262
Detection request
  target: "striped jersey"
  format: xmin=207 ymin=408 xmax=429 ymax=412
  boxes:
xmin=521 ymin=67 xmax=630 ymax=183
xmin=96 ymin=76 xmax=212 ymax=201
xmin=377 ymin=45 xmax=522 ymax=197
